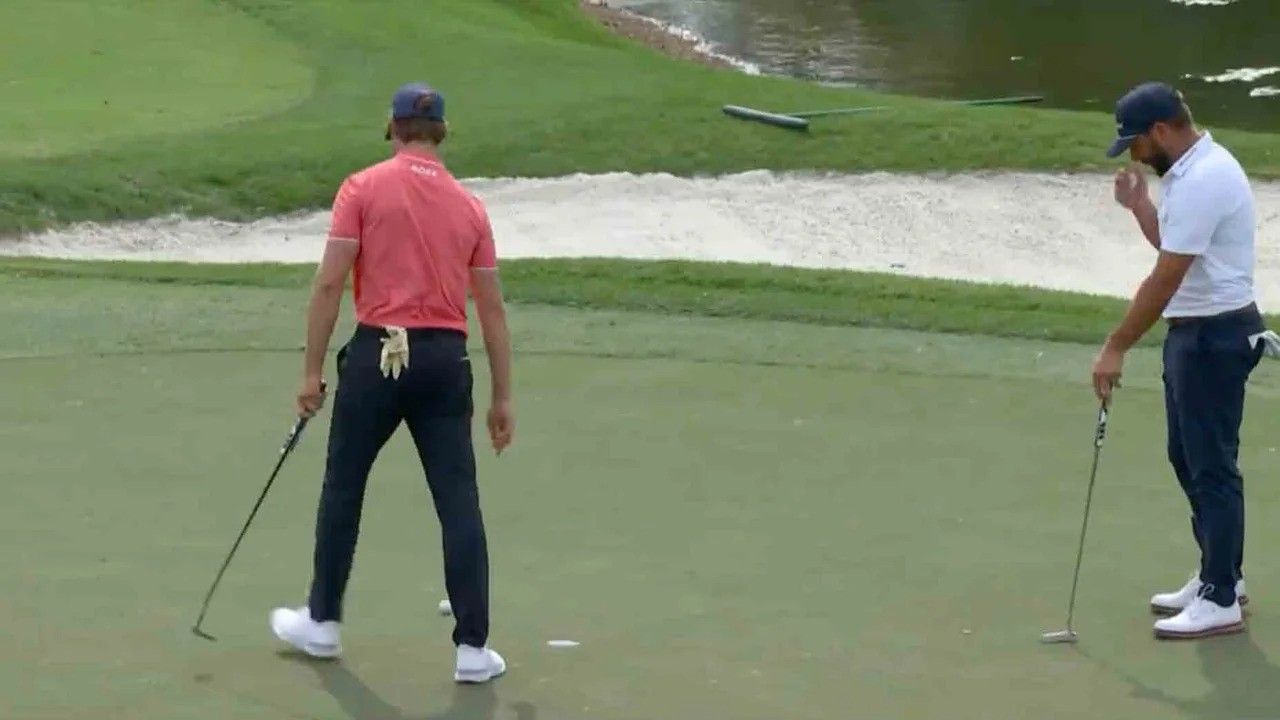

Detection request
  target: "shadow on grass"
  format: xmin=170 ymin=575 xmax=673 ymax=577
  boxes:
xmin=1086 ymin=631 xmax=1280 ymax=720
xmin=281 ymin=652 xmax=538 ymax=720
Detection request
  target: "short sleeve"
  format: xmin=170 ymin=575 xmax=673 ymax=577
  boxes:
xmin=1159 ymin=179 xmax=1228 ymax=256
xmin=469 ymin=198 xmax=498 ymax=269
xmin=328 ymin=175 xmax=364 ymax=243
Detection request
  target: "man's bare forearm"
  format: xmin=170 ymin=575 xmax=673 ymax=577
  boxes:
xmin=304 ymin=283 xmax=343 ymax=379
xmin=1133 ymin=197 xmax=1161 ymax=250
xmin=480 ymin=309 xmax=512 ymax=401
xmin=1105 ymin=273 xmax=1177 ymax=353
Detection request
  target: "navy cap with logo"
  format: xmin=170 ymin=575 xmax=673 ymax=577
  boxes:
xmin=384 ymin=82 xmax=446 ymax=140
xmin=1105 ymin=82 xmax=1185 ymax=158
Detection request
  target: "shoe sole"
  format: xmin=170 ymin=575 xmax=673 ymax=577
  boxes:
xmin=455 ymin=666 xmax=507 ymax=684
xmin=1154 ymin=620 xmax=1245 ymax=640
xmin=455 ymin=661 xmax=504 ymax=681
xmin=271 ymin=622 xmax=341 ymax=659
xmin=1151 ymin=594 xmax=1249 ymax=616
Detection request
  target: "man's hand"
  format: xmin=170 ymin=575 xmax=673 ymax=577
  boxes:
xmin=297 ymin=374 xmax=327 ymax=418
xmin=1116 ymin=165 xmax=1161 ymax=249
xmin=1091 ymin=346 xmax=1124 ymax=401
xmin=1114 ymin=165 xmax=1149 ymax=210
xmin=487 ymin=399 xmax=515 ymax=456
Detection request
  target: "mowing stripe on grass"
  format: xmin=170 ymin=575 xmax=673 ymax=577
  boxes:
xmin=0 ymin=256 xmax=1174 ymax=345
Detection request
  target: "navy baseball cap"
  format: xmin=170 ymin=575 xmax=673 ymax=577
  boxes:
xmin=1106 ymin=82 xmax=1185 ymax=158
xmin=384 ymin=82 xmax=445 ymax=139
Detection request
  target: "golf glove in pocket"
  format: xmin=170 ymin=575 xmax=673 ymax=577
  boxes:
xmin=379 ymin=326 xmax=410 ymax=379
xmin=1248 ymin=330 xmax=1280 ymax=359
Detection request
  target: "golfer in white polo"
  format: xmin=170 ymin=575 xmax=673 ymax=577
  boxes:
xmin=1096 ymin=81 xmax=1265 ymax=639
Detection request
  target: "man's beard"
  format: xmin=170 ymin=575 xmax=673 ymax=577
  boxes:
xmin=1147 ymin=148 xmax=1174 ymax=177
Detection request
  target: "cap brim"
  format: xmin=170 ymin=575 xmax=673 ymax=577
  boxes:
xmin=1106 ymin=135 xmax=1137 ymax=158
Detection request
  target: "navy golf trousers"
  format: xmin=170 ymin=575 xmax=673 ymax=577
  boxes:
xmin=1163 ymin=303 xmax=1264 ymax=607
xmin=307 ymin=324 xmax=489 ymax=648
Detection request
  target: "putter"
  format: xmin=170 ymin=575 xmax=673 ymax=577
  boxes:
xmin=191 ymin=391 xmax=324 ymax=641
xmin=1041 ymin=397 xmax=1111 ymax=645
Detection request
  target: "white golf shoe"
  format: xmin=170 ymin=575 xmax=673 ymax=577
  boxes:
xmin=1154 ymin=595 xmax=1244 ymax=639
xmin=1150 ymin=574 xmax=1248 ymax=615
xmin=455 ymin=645 xmax=506 ymax=683
xmin=270 ymin=606 xmax=342 ymax=659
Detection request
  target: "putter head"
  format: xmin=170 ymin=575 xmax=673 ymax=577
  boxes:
xmin=1040 ymin=629 xmax=1078 ymax=644
xmin=192 ymin=625 xmax=217 ymax=642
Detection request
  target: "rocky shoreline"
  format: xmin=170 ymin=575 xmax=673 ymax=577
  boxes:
xmin=579 ymin=0 xmax=748 ymax=72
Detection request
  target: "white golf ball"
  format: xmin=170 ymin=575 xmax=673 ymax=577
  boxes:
xmin=438 ymin=599 xmax=452 ymax=616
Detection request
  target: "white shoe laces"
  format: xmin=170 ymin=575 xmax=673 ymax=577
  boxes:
xmin=1185 ymin=583 xmax=1222 ymax=620
xmin=1186 ymin=597 xmax=1210 ymax=621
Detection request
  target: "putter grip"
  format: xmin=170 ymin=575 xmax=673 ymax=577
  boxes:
xmin=282 ymin=381 xmax=327 ymax=453
xmin=294 ymin=381 xmax=327 ymax=418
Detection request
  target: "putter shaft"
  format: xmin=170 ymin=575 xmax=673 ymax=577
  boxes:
xmin=1045 ymin=399 xmax=1109 ymax=642
xmin=190 ymin=413 xmax=314 ymax=640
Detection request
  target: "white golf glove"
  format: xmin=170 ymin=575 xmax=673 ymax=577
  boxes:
xmin=379 ymin=326 xmax=410 ymax=379
xmin=1248 ymin=330 xmax=1280 ymax=359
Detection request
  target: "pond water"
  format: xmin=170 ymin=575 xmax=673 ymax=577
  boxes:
xmin=615 ymin=0 xmax=1280 ymax=130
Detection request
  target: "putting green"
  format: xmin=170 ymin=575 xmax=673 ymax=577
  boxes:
xmin=5 ymin=302 xmax=1280 ymax=719
xmin=0 ymin=0 xmax=313 ymax=158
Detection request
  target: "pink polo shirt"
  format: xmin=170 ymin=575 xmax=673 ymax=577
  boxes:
xmin=328 ymin=146 xmax=497 ymax=334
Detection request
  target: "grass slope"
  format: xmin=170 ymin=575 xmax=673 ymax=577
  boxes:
xmin=0 ymin=256 xmax=1181 ymax=346
xmin=11 ymin=268 xmax=1280 ymax=403
xmin=0 ymin=0 xmax=314 ymax=158
xmin=2 ymin=0 xmax=1279 ymax=233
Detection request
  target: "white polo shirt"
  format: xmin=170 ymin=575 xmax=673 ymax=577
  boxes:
xmin=1158 ymin=131 xmax=1256 ymax=318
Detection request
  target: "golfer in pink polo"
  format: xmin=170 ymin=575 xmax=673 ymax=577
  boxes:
xmin=270 ymin=82 xmax=514 ymax=684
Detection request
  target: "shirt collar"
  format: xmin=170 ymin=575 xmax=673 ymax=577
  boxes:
xmin=1167 ymin=131 xmax=1212 ymax=178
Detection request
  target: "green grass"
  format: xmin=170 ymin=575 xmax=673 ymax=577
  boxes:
xmin=0 ymin=0 xmax=314 ymax=158
xmin=8 ymin=268 xmax=1280 ymax=399
xmin=2 ymin=0 xmax=1279 ymax=233
xmin=0 ymin=256 xmax=1192 ymax=347
xmin=8 ymin=3 xmax=1280 ymax=716
xmin=6 ymin=274 xmax=1280 ymax=719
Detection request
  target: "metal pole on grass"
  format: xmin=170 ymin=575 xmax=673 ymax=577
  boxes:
xmin=722 ymin=94 xmax=1045 ymax=129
